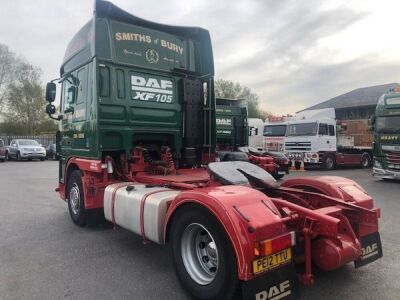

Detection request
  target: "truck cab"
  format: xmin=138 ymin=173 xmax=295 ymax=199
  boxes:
xmin=215 ymin=98 xmax=248 ymax=150
xmin=372 ymin=89 xmax=400 ymax=179
xmin=285 ymin=109 xmax=337 ymax=167
xmin=263 ymin=115 xmax=292 ymax=152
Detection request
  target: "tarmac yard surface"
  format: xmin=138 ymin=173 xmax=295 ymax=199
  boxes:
xmin=0 ymin=161 xmax=399 ymax=300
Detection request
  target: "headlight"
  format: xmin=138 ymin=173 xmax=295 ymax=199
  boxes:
xmin=374 ymin=160 xmax=382 ymax=168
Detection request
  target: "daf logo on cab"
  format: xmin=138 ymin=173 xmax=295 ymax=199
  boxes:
xmin=131 ymin=75 xmax=173 ymax=103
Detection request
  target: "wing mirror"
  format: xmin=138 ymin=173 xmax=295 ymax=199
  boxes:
xmin=46 ymin=103 xmax=56 ymax=115
xmin=45 ymin=82 xmax=56 ymax=102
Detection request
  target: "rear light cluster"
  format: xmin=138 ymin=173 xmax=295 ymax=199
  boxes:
xmin=254 ymin=232 xmax=295 ymax=257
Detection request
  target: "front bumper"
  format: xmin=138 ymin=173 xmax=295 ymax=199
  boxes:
xmin=373 ymin=167 xmax=400 ymax=180
xmin=20 ymin=152 xmax=46 ymax=159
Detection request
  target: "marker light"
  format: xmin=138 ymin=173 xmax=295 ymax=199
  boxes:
xmin=254 ymin=232 xmax=295 ymax=257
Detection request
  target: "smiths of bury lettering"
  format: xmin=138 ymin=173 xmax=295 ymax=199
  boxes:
xmin=115 ymin=32 xmax=184 ymax=55
xmin=115 ymin=32 xmax=152 ymax=43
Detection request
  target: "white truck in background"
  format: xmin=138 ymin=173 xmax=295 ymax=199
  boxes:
xmin=248 ymin=118 xmax=264 ymax=149
xmin=285 ymin=108 xmax=373 ymax=170
xmin=263 ymin=115 xmax=295 ymax=152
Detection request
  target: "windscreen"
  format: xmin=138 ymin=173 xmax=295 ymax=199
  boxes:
xmin=263 ymin=125 xmax=286 ymax=136
xmin=18 ymin=140 xmax=39 ymax=146
xmin=376 ymin=116 xmax=400 ymax=133
xmin=287 ymin=122 xmax=317 ymax=136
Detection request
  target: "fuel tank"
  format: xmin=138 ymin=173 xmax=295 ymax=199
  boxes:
xmin=104 ymin=183 xmax=180 ymax=243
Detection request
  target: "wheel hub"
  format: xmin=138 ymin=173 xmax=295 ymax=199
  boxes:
xmin=181 ymin=223 xmax=219 ymax=285
xmin=69 ymin=183 xmax=80 ymax=215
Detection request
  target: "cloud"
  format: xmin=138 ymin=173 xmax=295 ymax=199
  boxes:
xmin=0 ymin=0 xmax=399 ymax=114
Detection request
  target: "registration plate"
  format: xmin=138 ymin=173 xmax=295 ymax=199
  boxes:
xmin=278 ymin=171 xmax=286 ymax=175
xmin=253 ymin=248 xmax=292 ymax=275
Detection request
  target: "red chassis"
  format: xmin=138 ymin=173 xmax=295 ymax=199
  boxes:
xmin=58 ymin=152 xmax=381 ymax=296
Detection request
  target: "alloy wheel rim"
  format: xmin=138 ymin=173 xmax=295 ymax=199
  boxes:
xmin=181 ymin=223 xmax=219 ymax=285
xmin=69 ymin=183 xmax=80 ymax=215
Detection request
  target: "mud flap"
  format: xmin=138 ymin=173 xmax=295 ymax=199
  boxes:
xmin=241 ymin=264 xmax=299 ymax=300
xmin=354 ymin=232 xmax=383 ymax=268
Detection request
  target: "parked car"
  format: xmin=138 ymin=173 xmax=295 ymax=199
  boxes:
xmin=0 ymin=139 xmax=6 ymax=162
xmin=45 ymin=144 xmax=59 ymax=160
xmin=7 ymin=139 xmax=46 ymax=161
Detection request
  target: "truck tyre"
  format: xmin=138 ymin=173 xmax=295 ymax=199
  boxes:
xmin=361 ymin=153 xmax=371 ymax=168
xmin=272 ymin=173 xmax=285 ymax=180
xmin=169 ymin=205 xmax=240 ymax=300
xmin=67 ymin=170 xmax=87 ymax=226
xmin=323 ymin=154 xmax=336 ymax=170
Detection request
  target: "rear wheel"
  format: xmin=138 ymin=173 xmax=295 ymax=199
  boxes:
xmin=67 ymin=170 xmax=87 ymax=226
xmin=5 ymin=152 xmax=9 ymax=161
xmin=169 ymin=205 xmax=240 ymax=300
xmin=361 ymin=153 xmax=372 ymax=168
xmin=323 ymin=154 xmax=336 ymax=170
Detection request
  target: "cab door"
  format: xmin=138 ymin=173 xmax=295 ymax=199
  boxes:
xmin=59 ymin=65 xmax=88 ymax=182
xmin=318 ymin=123 xmax=336 ymax=151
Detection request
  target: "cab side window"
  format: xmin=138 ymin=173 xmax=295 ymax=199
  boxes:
xmin=76 ymin=68 xmax=86 ymax=104
xmin=62 ymin=77 xmax=75 ymax=113
xmin=328 ymin=125 xmax=335 ymax=136
xmin=318 ymin=123 xmax=328 ymax=135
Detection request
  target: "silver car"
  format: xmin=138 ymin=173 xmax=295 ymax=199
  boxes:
xmin=7 ymin=139 xmax=46 ymax=161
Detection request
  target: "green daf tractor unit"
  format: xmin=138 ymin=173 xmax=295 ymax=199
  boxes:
xmin=372 ymin=88 xmax=400 ymax=179
xmin=45 ymin=0 xmax=216 ymax=185
xmin=215 ymin=98 xmax=248 ymax=150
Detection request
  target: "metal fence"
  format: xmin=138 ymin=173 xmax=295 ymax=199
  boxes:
xmin=0 ymin=135 xmax=56 ymax=146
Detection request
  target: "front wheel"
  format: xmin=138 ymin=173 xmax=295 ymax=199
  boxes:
xmin=169 ymin=205 xmax=240 ymax=300
xmin=67 ymin=170 xmax=87 ymax=226
xmin=361 ymin=153 xmax=372 ymax=168
xmin=17 ymin=152 xmax=22 ymax=161
xmin=323 ymin=154 xmax=336 ymax=170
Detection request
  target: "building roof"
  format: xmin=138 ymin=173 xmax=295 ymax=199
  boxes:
xmin=302 ymin=83 xmax=399 ymax=111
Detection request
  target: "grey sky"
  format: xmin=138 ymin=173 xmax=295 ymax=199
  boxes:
xmin=1 ymin=0 xmax=399 ymax=114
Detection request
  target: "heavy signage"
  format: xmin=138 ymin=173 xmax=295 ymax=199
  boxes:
xmin=112 ymin=21 xmax=187 ymax=71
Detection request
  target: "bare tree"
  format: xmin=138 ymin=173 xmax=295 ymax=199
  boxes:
xmin=0 ymin=44 xmax=17 ymax=108
xmin=215 ymin=79 xmax=269 ymax=119
xmin=5 ymin=63 xmax=47 ymax=135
